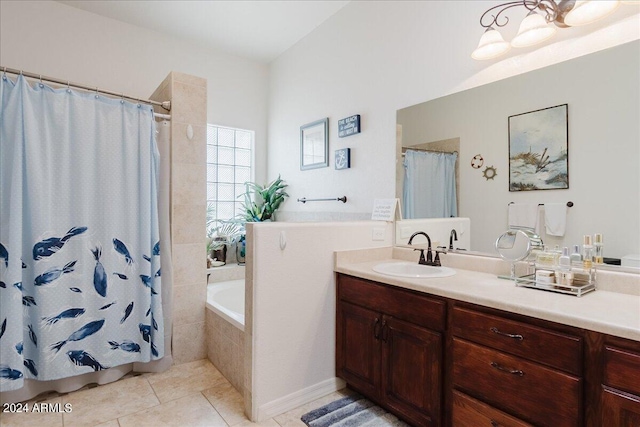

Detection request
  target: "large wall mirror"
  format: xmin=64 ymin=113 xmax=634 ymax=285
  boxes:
xmin=396 ymin=41 xmax=639 ymax=262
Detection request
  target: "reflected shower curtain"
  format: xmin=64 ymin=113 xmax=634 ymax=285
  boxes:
xmin=403 ymin=150 xmax=458 ymax=219
xmin=0 ymin=75 xmax=164 ymax=393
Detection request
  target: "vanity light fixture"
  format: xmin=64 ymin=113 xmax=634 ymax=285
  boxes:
xmin=472 ymin=0 xmax=622 ymax=60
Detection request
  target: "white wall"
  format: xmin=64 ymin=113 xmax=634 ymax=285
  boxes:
xmin=267 ymin=1 xmax=640 ymax=219
xmin=0 ymin=0 xmax=269 ymax=184
xmin=248 ymin=221 xmax=393 ymax=421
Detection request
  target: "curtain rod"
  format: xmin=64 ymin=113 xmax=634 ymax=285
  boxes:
xmin=402 ymin=147 xmax=459 ymax=155
xmin=1 ymin=66 xmax=171 ymax=111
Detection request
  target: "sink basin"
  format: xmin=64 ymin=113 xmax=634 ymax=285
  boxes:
xmin=373 ymin=261 xmax=456 ymax=278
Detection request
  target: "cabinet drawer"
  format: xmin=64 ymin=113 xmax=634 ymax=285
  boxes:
xmin=452 ymin=306 xmax=581 ymax=375
xmin=452 ymin=390 xmax=533 ymax=427
xmin=338 ymin=275 xmax=445 ymax=331
xmin=453 ymin=338 xmax=581 ymax=427
xmin=604 ymin=346 xmax=640 ymax=396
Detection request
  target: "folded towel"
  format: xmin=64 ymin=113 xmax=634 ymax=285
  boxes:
xmin=544 ymin=203 xmax=567 ymax=236
xmin=508 ymin=203 xmax=539 ymax=233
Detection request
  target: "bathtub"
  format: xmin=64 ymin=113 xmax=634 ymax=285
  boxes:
xmin=206 ymin=279 xmax=245 ymax=332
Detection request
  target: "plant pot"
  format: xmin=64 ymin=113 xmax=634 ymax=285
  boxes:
xmin=211 ymin=238 xmax=227 ymax=266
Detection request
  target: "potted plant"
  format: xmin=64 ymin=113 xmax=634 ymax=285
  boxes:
xmin=206 ymin=203 xmax=244 ymax=267
xmin=208 ymin=220 xmax=244 ymax=267
xmin=240 ymin=175 xmax=289 ymax=222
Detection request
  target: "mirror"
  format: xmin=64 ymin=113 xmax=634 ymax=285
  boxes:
xmin=396 ymin=41 xmax=640 ymax=261
xmin=300 ymin=118 xmax=329 ymax=170
xmin=496 ymin=227 xmax=543 ymax=279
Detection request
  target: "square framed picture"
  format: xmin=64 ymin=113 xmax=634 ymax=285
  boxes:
xmin=509 ymin=104 xmax=568 ymax=191
xmin=300 ymin=118 xmax=329 ymax=170
xmin=335 ymin=148 xmax=351 ymax=170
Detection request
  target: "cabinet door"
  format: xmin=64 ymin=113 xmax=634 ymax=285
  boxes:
xmin=602 ymin=387 xmax=640 ymax=427
xmin=381 ymin=315 xmax=442 ymax=427
xmin=337 ymin=301 xmax=381 ymax=399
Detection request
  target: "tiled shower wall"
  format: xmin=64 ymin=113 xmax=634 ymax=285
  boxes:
xmin=151 ymin=72 xmax=208 ymax=365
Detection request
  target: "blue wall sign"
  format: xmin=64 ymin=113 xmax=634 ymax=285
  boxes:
xmin=338 ymin=115 xmax=361 ymax=138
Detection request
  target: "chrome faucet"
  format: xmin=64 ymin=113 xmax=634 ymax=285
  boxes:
xmin=449 ymin=229 xmax=458 ymax=250
xmin=408 ymin=231 xmax=435 ymax=266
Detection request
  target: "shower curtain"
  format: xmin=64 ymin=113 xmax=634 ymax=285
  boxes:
xmin=0 ymin=75 xmax=166 ymax=395
xmin=403 ymin=150 xmax=458 ymax=219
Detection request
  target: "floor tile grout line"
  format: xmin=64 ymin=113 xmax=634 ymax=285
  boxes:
xmin=198 ymin=391 xmax=231 ymax=426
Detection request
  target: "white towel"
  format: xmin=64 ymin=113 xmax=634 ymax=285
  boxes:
xmin=544 ymin=203 xmax=567 ymax=236
xmin=508 ymin=203 xmax=539 ymax=233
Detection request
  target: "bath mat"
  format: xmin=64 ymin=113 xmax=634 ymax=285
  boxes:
xmin=301 ymin=394 xmax=409 ymax=427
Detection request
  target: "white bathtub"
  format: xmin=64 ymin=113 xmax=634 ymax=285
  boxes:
xmin=206 ymin=280 xmax=245 ymax=331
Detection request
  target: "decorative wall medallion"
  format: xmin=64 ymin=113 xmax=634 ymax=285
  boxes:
xmin=483 ymin=166 xmax=497 ymax=180
xmin=471 ymin=154 xmax=484 ymax=169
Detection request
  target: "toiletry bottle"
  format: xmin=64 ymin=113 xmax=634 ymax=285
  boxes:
xmin=535 ymin=245 xmax=556 ymax=269
xmin=594 ymin=233 xmax=604 ymax=264
xmin=555 ymin=247 xmax=574 ymax=286
xmin=582 ymin=235 xmax=593 ymax=270
xmin=558 ymin=247 xmax=571 ymax=272
xmin=570 ymin=245 xmax=582 ymax=268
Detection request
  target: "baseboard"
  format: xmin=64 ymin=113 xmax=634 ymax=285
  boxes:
xmin=256 ymin=377 xmax=347 ymax=422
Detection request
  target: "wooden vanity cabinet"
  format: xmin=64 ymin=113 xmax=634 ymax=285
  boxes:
xmin=336 ymin=274 xmax=445 ymax=427
xmin=451 ymin=303 xmax=583 ymax=427
xmin=599 ymin=337 xmax=640 ymax=426
xmin=336 ymin=273 xmax=640 ymax=427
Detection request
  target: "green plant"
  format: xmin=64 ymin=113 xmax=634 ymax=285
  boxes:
xmin=240 ymin=175 xmax=289 ymax=222
xmin=209 ymin=220 xmax=244 ymax=250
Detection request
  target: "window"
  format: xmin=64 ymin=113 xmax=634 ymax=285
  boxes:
xmin=206 ymin=125 xmax=254 ymax=223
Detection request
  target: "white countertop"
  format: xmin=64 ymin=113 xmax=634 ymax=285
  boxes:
xmin=335 ymin=248 xmax=640 ymax=342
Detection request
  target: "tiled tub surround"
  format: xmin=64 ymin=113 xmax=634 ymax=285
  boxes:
xmin=334 ymin=247 xmax=640 ymax=341
xmin=151 ymin=71 xmax=209 ymax=366
xmin=207 ymin=265 xmax=246 ymax=393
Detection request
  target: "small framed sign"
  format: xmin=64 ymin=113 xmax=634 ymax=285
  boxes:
xmin=338 ymin=115 xmax=361 ymax=138
xmin=335 ymin=148 xmax=351 ymax=170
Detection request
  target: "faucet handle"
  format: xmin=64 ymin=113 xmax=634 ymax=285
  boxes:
xmin=413 ymin=248 xmax=427 ymax=265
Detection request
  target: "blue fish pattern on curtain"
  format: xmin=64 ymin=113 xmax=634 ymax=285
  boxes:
xmin=0 ymin=75 xmax=164 ymax=392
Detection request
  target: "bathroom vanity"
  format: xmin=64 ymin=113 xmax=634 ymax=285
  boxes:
xmin=335 ymin=248 xmax=640 ymax=427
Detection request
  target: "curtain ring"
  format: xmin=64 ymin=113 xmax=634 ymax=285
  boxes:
xmin=95 ymin=87 xmax=99 ymax=99
xmin=39 ymin=75 xmax=44 ymax=88
xmin=120 ymin=93 xmax=125 ymax=104
xmin=67 ymin=81 xmax=71 ymax=93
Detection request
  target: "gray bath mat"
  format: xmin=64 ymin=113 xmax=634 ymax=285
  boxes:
xmin=301 ymin=394 xmax=409 ymax=427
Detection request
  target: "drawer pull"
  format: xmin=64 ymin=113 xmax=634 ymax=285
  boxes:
xmin=490 ymin=361 xmax=524 ymax=376
xmin=381 ymin=320 xmax=389 ymax=343
xmin=374 ymin=318 xmax=381 ymax=340
xmin=490 ymin=421 xmax=500 ymax=427
xmin=490 ymin=327 xmax=524 ymax=341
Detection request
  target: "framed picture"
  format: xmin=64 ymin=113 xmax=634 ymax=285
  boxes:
xmin=508 ymin=104 xmax=568 ymax=191
xmin=300 ymin=118 xmax=329 ymax=170
xmin=335 ymin=148 xmax=351 ymax=170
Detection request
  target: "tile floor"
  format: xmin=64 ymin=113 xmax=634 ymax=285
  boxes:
xmin=0 ymin=359 xmax=354 ymax=427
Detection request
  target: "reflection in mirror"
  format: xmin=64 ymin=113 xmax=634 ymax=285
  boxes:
xmin=300 ymin=118 xmax=328 ymax=170
xmin=396 ymin=41 xmax=639 ymax=263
